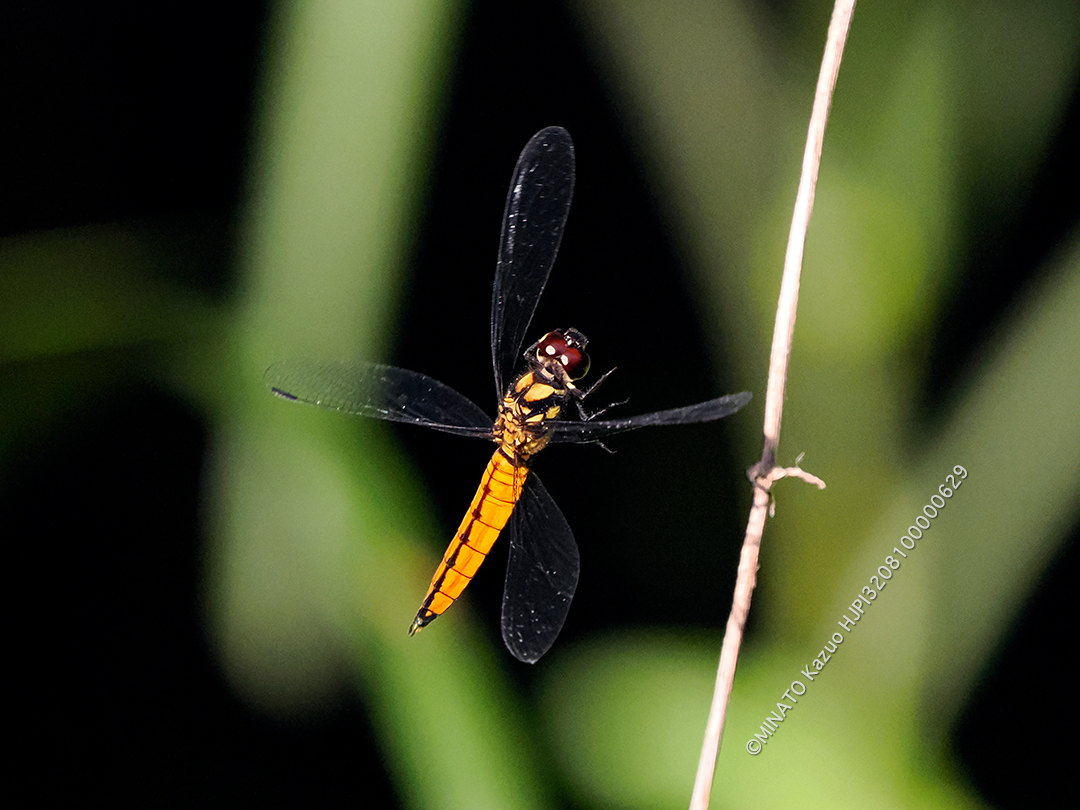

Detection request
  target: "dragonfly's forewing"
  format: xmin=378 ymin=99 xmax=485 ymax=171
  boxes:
xmin=266 ymin=358 xmax=494 ymax=438
xmin=548 ymin=391 xmax=752 ymax=443
xmin=490 ymin=126 xmax=575 ymax=401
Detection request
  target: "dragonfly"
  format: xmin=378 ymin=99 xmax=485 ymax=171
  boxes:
xmin=266 ymin=126 xmax=751 ymax=663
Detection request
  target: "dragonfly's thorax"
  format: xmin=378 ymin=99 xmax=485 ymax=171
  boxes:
xmin=493 ymin=328 xmax=590 ymax=462
xmin=494 ymin=368 xmax=572 ymax=460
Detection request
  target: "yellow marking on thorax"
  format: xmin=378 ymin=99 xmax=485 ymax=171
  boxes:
xmin=503 ymin=371 xmax=566 ymax=440
xmin=523 ymin=382 xmax=556 ymax=401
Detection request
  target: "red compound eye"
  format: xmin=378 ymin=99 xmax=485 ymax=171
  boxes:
xmin=537 ymin=329 xmax=591 ymax=380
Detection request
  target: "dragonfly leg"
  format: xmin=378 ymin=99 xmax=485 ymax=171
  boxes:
xmin=581 ymin=365 xmax=616 ymax=398
xmin=572 ymin=367 xmax=626 ymax=420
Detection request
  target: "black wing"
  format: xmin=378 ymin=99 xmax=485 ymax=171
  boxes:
xmin=265 ymin=358 xmax=494 ymax=439
xmin=501 ymin=473 xmax=580 ymax=663
xmin=549 ymin=392 xmax=753 ymax=442
xmin=491 ymin=127 xmax=576 ymax=401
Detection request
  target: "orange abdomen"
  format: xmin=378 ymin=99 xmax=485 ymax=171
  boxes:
xmin=409 ymin=449 xmax=527 ymax=634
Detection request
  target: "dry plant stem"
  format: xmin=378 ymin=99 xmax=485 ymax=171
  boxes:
xmin=688 ymin=2 xmax=855 ymax=809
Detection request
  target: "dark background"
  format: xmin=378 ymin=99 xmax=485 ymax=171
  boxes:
xmin=3 ymin=1 xmax=1075 ymax=806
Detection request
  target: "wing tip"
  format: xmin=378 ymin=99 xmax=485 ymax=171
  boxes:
xmin=503 ymin=633 xmax=545 ymax=664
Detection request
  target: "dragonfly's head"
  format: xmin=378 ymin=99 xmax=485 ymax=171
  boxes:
xmin=534 ymin=328 xmax=591 ymax=381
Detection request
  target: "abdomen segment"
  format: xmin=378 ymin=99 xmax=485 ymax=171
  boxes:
xmin=409 ymin=449 xmax=526 ymax=635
